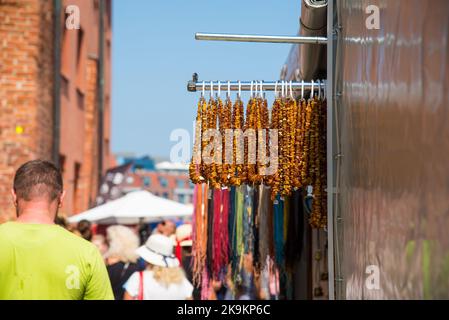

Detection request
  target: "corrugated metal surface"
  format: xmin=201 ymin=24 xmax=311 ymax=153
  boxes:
xmin=335 ymin=0 xmax=449 ymax=299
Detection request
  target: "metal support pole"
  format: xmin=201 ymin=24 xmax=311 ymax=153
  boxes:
xmin=195 ymin=32 xmax=327 ymax=44
xmin=327 ymin=0 xmax=336 ymax=301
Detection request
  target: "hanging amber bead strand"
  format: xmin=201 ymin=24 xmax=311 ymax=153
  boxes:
xmin=243 ymin=97 xmax=255 ymax=185
xmin=201 ymin=97 xmax=211 ymax=183
xmin=248 ymin=97 xmax=258 ymax=184
xmin=220 ymin=97 xmax=233 ymax=186
xmin=215 ymin=97 xmax=224 ymax=187
xmin=292 ymin=97 xmax=302 ymax=189
xmin=254 ymin=96 xmax=265 ymax=185
xmin=249 ymin=96 xmax=263 ymax=185
xmin=309 ymin=96 xmax=322 ymax=228
xmin=288 ymin=97 xmax=300 ymax=190
xmin=199 ymin=97 xmax=209 ymax=181
xmin=269 ymin=98 xmax=281 ymax=199
xmin=208 ymin=98 xmax=221 ymax=189
xmin=230 ymin=98 xmax=244 ymax=186
xmin=259 ymin=97 xmax=270 ymax=185
xmin=300 ymin=97 xmax=313 ymax=186
xmin=298 ymin=99 xmax=306 ymax=187
xmin=287 ymin=96 xmax=297 ymax=196
xmin=310 ymin=98 xmax=318 ymax=186
xmin=279 ymin=97 xmax=289 ymax=197
xmin=189 ymin=97 xmax=205 ymax=184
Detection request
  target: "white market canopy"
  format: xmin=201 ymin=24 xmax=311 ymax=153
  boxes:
xmin=67 ymin=190 xmax=193 ymax=225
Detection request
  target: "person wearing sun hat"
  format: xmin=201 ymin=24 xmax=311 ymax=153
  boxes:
xmin=175 ymin=223 xmax=192 ymax=262
xmin=174 ymin=223 xmax=202 ymax=300
xmin=123 ymin=234 xmax=193 ymax=300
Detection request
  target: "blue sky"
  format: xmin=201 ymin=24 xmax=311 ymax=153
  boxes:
xmin=112 ymin=0 xmax=301 ymax=159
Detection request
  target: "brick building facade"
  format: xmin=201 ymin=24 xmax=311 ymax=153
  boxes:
xmin=131 ymin=170 xmax=193 ymax=205
xmin=0 ymin=0 xmax=112 ymax=221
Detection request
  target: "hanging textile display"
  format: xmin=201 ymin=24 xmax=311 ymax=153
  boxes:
xmin=189 ymin=80 xmax=327 ymax=299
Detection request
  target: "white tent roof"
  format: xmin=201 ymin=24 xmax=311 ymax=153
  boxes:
xmin=67 ymin=190 xmax=192 ymax=225
xmin=155 ymin=161 xmax=189 ymax=171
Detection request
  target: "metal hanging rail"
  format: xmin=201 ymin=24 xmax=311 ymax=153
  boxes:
xmin=195 ymin=32 xmax=328 ymax=44
xmin=187 ymin=75 xmax=325 ymax=92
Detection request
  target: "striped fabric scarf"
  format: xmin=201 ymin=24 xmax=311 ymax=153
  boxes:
xmin=211 ymin=188 xmax=231 ymax=280
xmin=192 ymin=184 xmax=208 ymax=286
xmin=233 ymin=185 xmax=245 ymax=280
xmin=258 ymin=185 xmax=272 ymax=271
xmin=273 ymin=195 xmax=285 ymax=269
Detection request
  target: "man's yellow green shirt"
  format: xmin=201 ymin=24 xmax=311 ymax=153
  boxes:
xmin=0 ymin=222 xmax=114 ymax=300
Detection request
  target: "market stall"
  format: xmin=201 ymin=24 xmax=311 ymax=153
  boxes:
xmin=67 ymin=190 xmax=192 ymax=225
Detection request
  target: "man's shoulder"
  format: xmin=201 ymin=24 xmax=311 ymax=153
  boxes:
xmin=0 ymin=221 xmax=97 ymax=253
xmin=54 ymin=226 xmax=98 ymax=251
xmin=0 ymin=221 xmax=14 ymax=230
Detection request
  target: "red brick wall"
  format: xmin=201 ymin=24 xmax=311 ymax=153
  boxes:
xmin=77 ymin=58 xmax=99 ymax=211
xmin=0 ymin=0 xmax=54 ymax=222
xmin=0 ymin=0 xmax=112 ymax=221
xmin=59 ymin=0 xmax=112 ymax=216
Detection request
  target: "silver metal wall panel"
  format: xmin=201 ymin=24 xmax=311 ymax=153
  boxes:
xmin=336 ymin=0 xmax=449 ymax=299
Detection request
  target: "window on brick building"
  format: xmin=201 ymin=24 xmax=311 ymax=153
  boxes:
xmin=159 ymin=177 xmax=168 ymax=188
xmin=162 ymin=192 xmax=169 ymax=199
xmin=61 ymin=75 xmax=69 ymax=98
xmin=76 ymin=28 xmax=84 ymax=67
xmin=178 ymin=194 xmax=185 ymax=203
xmin=143 ymin=177 xmax=151 ymax=187
xmin=59 ymin=154 xmax=66 ymax=175
xmin=176 ymin=179 xmax=185 ymax=189
xmin=76 ymin=27 xmax=86 ymax=94
xmin=105 ymin=138 xmax=110 ymax=156
xmin=76 ymin=89 xmax=84 ymax=110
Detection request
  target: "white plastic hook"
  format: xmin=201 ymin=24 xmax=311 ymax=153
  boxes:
xmin=210 ymin=81 xmax=214 ymax=99
xmin=274 ymin=81 xmax=279 ymax=98
xmin=227 ymin=81 xmax=231 ymax=99
xmin=289 ymin=80 xmax=294 ymax=99
xmin=311 ymin=80 xmax=315 ymax=100
xmin=301 ymin=80 xmax=304 ymax=100
xmin=259 ymin=81 xmax=264 ymax=98
xmin=202 ymin=81 xmax=205 ymax=97
xmin=250 ymin=81 xmax=254 ymax=98
xmin=217 ymin=81 xmax=221 ymax=98
xmin=316 ymin=80 xmax=321 ymax=100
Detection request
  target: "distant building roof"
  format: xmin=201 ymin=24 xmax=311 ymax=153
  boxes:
xmin=122 ymin=155 xmax=155 ymax=171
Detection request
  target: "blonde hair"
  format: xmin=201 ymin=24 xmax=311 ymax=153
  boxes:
xmin=105 ymin=225 xmax=139 ymax=263
xmin=151 ymin=265 xmax=185 ymax=287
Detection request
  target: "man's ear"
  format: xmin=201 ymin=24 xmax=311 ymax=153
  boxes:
xmin=11 ymin=189 xmax=17 ymax=207
xmin=58 ymin=190 xmax=67 ymax=208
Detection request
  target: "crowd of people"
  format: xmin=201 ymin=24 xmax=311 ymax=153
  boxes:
xmin=0 ymin=160 xmax=195 ymax=300
xmin=0 ymin=159 xmax=268 ymax=300
xmin=57 ymin=217 xmax=196 ymax=300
